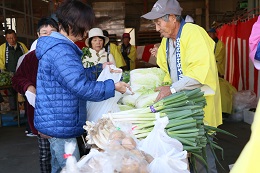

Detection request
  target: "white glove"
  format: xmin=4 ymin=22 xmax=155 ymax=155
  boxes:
xmin=25 ymin=90 xmax=36 ymax=108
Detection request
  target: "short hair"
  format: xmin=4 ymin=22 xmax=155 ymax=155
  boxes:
xmin=37 ymin=17 xmax=59 ymax=32
xmin=88 ymin=36 xmax=105 ymax=49
xmin=103 ymin=30 xmax=109 ymax=37
xmin=55 ymin=0 xmax=95 ymax=38
xmin=5 ymin=29 xmax=16 ymax=35
xmin=161 ymin=14 xmax=182 ymax=22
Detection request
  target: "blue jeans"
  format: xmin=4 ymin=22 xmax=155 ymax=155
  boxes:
xmin=48 ymin=137 xmax=80 ymax=173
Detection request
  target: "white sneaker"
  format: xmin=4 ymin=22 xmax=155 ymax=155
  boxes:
xmin=26 ymin=133 xmax=37 ymax=137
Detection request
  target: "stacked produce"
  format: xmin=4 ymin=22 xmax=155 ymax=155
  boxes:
xmin=0 ymin=71 xmax=12 ymax=86
xmin=105 ymin=88 xmax=236 ymax=170
xmin=119 ymin=68 xmax=166 ymax=110
xmin=106 ymin=88 xmax=207 ymax=157
xmin=82 ymin=118 xmax=153 ymax=173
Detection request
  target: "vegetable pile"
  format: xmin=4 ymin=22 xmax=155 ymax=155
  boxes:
xmin=118 ymin=68 xmax=166 ymax=110
xmin=104 ymin=88 xmax=236 ymax=170
xmin=0 ymin=71 xmax=12 ymax=86
xmin=83 ymin=118 xmax=153 ymax=173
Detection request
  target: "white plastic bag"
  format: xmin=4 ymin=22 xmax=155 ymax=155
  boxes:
xmin=87 ymin=65 xmax=122 ymax=122
xmin=138 ymin=117 xmax=190 ymax=173
xmin=61 ymin=142 xmax=80 ymax=173
xmin=231 ymin=90 xmax=257 ymax=121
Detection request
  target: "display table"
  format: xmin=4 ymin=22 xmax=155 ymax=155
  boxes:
xmin=0 ymin=85 xmax=20 ymax=127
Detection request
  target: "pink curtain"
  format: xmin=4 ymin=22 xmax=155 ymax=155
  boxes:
xmin=218 ymin=17 xmax=260 ymax=97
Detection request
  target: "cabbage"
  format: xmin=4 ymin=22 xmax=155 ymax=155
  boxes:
xmin=130 ymin=68 xmax=166 ymax=89
xmin=135 ymin=92 xmax=159 ymax=108
xmin=121 ymin=88 xmax=156 ymax=107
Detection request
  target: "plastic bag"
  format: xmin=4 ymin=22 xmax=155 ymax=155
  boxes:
xmin=138 ymin=117 xmax=190 ymax=173
xmin=87 ymin=65 xmax=123 ymax=122
xmin=231 ymin=90 xmax=257 ymax=122
xmin=76 ymin=149 xmax=115 ymax=173
xmin=61 ymin=142 xmax=80 ymax=173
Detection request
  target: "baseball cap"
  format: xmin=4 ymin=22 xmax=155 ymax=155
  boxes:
xmin=122 ymin=33 xmax=131 ymax=39
xmin=141 ymin=0 xmax=183 ymax=20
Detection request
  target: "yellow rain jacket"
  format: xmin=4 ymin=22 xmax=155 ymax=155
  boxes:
xmin=219 ymin=77 xmax=237 ymax=114
xmin=157 ymin=23 xmax=222 ymax=127
xmin=215 ymin=40 xmax=226 ymax=76
xmin=118 ymin=44 xmax=137 ymax=70
xmin=230 ymin=100 xmax=259 ymax=173
xmin=109 ymin=43 xmax=126 ymax=68
xmin=0 ymin=42 xmax=28 ymax=70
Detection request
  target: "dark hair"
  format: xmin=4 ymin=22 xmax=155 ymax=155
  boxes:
xmin=37 ymin=17 xmax=59 ymax=32
xmin=5 ymin=29 xmax=16 ymax=35
xmin=55 ymin=0 xmax=95 ymax=38
xmin=102 ymin=30 xmax=109 ymax=37
xmin=89 ymin=36 xmax=105 ymax=48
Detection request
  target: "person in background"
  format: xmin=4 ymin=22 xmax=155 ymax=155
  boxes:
xmin=0 ymin=29 xmax=28 ymax=72
xmin=207 ymin=28 xmax=237 ymax=116
xmin=142 ymin=0 xmax=222 ymax=173
xmin=12 ymin=17 xmax=59 ymax=173
xmin=34 ymin=1 xmax=130 ymax=172
xmin=82 ymin=28 xmax=116 ymax=68
xmin=207 ymin=28 xmax=226 ymax=78
xmin=103 ymin=30 xmax=126 ymax=68
xmin=230 ymin=17 xmax=260 ymax=172
xmin=118 ymin=33 xmax=136 ymax=71
xmin=0 ymin=29 xmax=28 ymax=111
xmin=249 ymin=15 xmax=260 ymax=70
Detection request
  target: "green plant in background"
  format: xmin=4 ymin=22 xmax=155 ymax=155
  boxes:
xmin=81 ymin=47 xmax=95 ymax=68
xmin=0 ymin=71 xmax=12 ymax=86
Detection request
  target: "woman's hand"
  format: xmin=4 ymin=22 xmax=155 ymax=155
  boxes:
xmin=102 ymin=62 xmax=114 ymax=69
xmin=115 ymin=81 xmax=132 ymax=94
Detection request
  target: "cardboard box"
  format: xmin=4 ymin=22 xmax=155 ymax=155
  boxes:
xmin=243 ymin=109 xmax=255 ymax=125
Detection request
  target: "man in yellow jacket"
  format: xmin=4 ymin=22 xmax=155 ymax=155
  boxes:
xmin=118 ymin=33 xmax=136 ymax=70
xmin=0 ymin=29 xmax=28 ymax=72
xmin=142 ymin=0 xmax=222 ymax=172
xmin=207 ymin=28 xmax=226 ymax=78
xmin=103 ymin=30 xmax=126 ymax=68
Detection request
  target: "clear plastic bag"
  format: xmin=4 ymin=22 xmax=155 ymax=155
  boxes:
xmin=231 ymin=90 xmax=257 ymax=122
xmin=87 ymin=65 xmax=122 ymax=122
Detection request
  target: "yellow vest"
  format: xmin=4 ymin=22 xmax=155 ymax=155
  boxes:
xmin=157 ymin=23 xmax=222 ymax=127
xmin=118 ymin=44 xmax=137 ymax=70
xmin=109 ymin=43 xmax=126 ymax=68
xmin=215 ymin=40 xmax=226 ymax=76
xmin=0 ymin=42 xmax=28 ymax=70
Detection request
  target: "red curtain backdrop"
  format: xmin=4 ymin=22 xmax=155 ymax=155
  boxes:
xmin=218 ymin=16 xmax=260 ymax=97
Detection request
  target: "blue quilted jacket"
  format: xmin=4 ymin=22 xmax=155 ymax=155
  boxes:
xmin=34 ymin=32 xmax=115 ymax=138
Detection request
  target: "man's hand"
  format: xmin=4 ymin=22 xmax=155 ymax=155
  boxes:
xmin=149 ymin=44 xmax=159 ymax=57
xmin=155 ymin=86 xmax=172 ymax=102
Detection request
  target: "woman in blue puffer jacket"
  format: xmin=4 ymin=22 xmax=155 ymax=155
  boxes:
xmin=34 ymin=1 xmax=130 ymax=172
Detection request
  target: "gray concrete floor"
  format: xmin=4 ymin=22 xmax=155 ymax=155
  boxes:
xmin=0 ymin=120 xmax=251 ymax=173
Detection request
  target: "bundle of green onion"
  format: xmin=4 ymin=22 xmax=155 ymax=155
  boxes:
xmin=104 ymin=88 xmax=235 ymax=171
xmin=106 ymin=88 xmax=206 ymax=153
